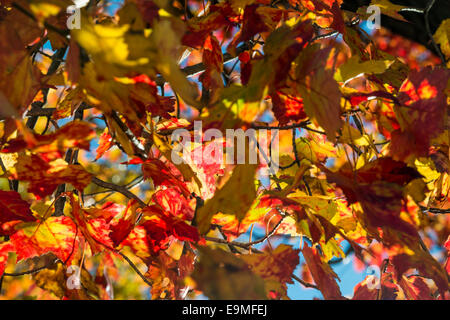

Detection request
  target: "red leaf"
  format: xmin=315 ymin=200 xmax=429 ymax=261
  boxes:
xmin=0 ymin=242 xmax=14 ymax=277
xmin=95 ymin=128 xmax=113 ymax=161
xmin=399 ymin=276 xmax=435 ymax=300
xmin=1 ymin=121 xmax=95 ymax=161
xmin=390 ymin=67 xmax=450 ymax=160
xmin=391 ymin=251 xmax=449 ymax=297
xmin=271 ymin=90 xmax=307 ymax=124
xmin=0 ymin=190 xmax=36 ymax=226
xmin=142 ymin=205 xmax=199 ymax=243
xmin=321 ymin=158 xmax=422 ymax=239
xmin=9 ymin=216 xmax=81 ymax=265
xmin=302 ymin=243 xmax=344 ymax=299
xmin=445 ymin=236 xmax=450 ymax=276
xmin=12 ymin=154 xmax=92 ymax=199
xmin=109 ymin=199 xmax=139 ymax=247
xmin=142 ymin=158 xmax=190 ymax=197
xmin=152 ymin=188 xmax=194 ymax=220
xmin=68 ymin=193 xmax=114 ymax=253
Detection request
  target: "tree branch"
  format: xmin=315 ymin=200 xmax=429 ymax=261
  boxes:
xmin=155 ymin=42 xmax=252 ymax=86
xmin=91 ymin=177 xmax=147 ymax=208
xmin=116 ymin=251 xmax=153 ymax=287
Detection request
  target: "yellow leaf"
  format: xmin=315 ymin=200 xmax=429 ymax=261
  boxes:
xmin=151 ymin=19 xmax=200 ymax=108
xmin=153 ymin=133 xmax=203 ymax=192
xmin=195 ymin=163 xmax=258 ymax=234
xmin=339 ymin=122 xmax=370 ymax=146
xmin=72 ymin=14 xmax=156 ymax=77
xmin=358 ymin=0 xmax=408 ymax=22
xmin=335 ymin=55 xmax=394 ymax=83
xmin=434 ymin=19 xmax=450 ymax=59
xmin=33 ymin=263 xmax=67 ymax=298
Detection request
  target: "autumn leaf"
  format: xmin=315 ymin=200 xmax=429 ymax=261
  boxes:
xmin=302 ymin=243 xmax=344 ymax=300
xmin=352 ymin=272 xmax=399 ymax=300
xmin=195 ymin=163 xmax=258 ymax=234
xmin=9 ymin=216 xmax=80 ymax=265
xmin=0 ymin=190 xmax=36 ymax=226
xmin=152 ymin=188 xmax=194 ymax=221
xmin=434 ymin=19 xmax=450 ymax=61
xmin=390 ymin=67 xmax=450 ymax=160
xmin=191 ymin=246 xmax=267 ymax=300
xmin=1 ymin=121 xmax=95 ymax=161
xmin=67 ymin=193 xmax=114 ymax=254
xmin=321 ymin=158 xmax=423 ymax=241
xmin=241 ymin=244 xmax=300 ymax=297
xmin=359 ymin=0 xmax=409 ymax=22
xmin=0 ymin=242 xmax=14 ymax=277
xmin=95 ymin=127 xmax=113 ymax=161
xmin=398 ymin=275 xmax=435 ymax=300
xmin=11 ymin=154 xmax=93 ymax=199
xmin=391 ymin=248 xmax=449 ymax=297
xmin=296 ymin=45 xmax=342 ymax=140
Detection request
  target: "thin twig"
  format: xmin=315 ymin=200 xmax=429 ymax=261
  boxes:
xmin=3 ymin=259 xmax=60 ymax=277
xmin=251 ymin=121 xmax=326 ymax=134
xmin=420 ymin=205 xmax=450 ymax=214
xmin=91 ymin=177 xmax=147 ymax=208
xmin=54 ymin=107 xmax=85 ymax=216
xmin=116 ymin=251 xmax=153 ymax=287
xmin=155 ymin=42 xmax=252 ymax=86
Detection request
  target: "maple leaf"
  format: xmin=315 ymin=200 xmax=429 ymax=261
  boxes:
xmin=335 ymin=55 xmax=394 ymax=83
xmin=302 ymin=243 xmax=344 ymax=300
xmin=141 ymin=205 xmax=199 ymax=244
xmin=33 ymin=263 xmax=67 ymax=298
xmin=95 ymin=128 xmax=113 ymax=161
xmin=1 ymin=121 xmax=95 ymax=161
xmin=390 ymin=67 xmax=450 ymax=160
xmin=445 ymin=236 xmax=450 ymax=277
xmin=321 ymin=158 xmax=423 ymax=241
xmin=141 ymin=158 xmax=191 ymax=197
xmin=145 ymin=252 xmax=178 ymax=300
xmin=398 ymin=276 xmax=435 ymax=300
xmin=195 ymin=163 xmax=258 ymax=234
xmin=0 ymin=242 xmax=14 ymax=277
xmin=352 ymin=272 xmax=399 ymax=300
xmin=109 ymin=200 xmax=140 ymax=247
xmin=0 ymin=17 xmax=42 ymax=117
xmin=364 ymin=0 xmax=409 ymax=22
xmin=200 ymin=34 xmax=223 ymax=95
xmin=9 ymin=216 xmax=81 ymax=265
xmin=391 ymin=248 xmax=449 ymax=297
xmin=229 ymin=4 xmax=284 ymax=52
xmin=242 ymin=244 xmax=300 ymax=297
xmin=67 ymin=193 xmax=114 ymax=254
xmin=434 ymin=19 xmax=450 ymax=62
xmin=152 ymin=19 xmax=201 ymax=108
xmin=11 ymin=154 xmax=93 ymax=199
xmin=0 ymin=190 xmax=36 ymax=226
xmin=152 ymin=188 xmax=194 ymax=221
xmin=119 ymin=225 xmax=153 ymax=263
xmin=191 ymin=246 xmax=267 ymax=300
xmin=296 ymin=45 xmax=342 ymax=140
xmin=182 ymin=3 xmax=233 ymax=48
xmin=120 ymin=205 xmax=199 ymax=257
xmin=144 ymin=250 xmax=195 ymax=300
xmin=271 ymin=90 xmax=307 ymax=125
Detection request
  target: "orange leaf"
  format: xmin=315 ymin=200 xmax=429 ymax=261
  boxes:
xmin=302 ymin=243 xmax=344 ymax=299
